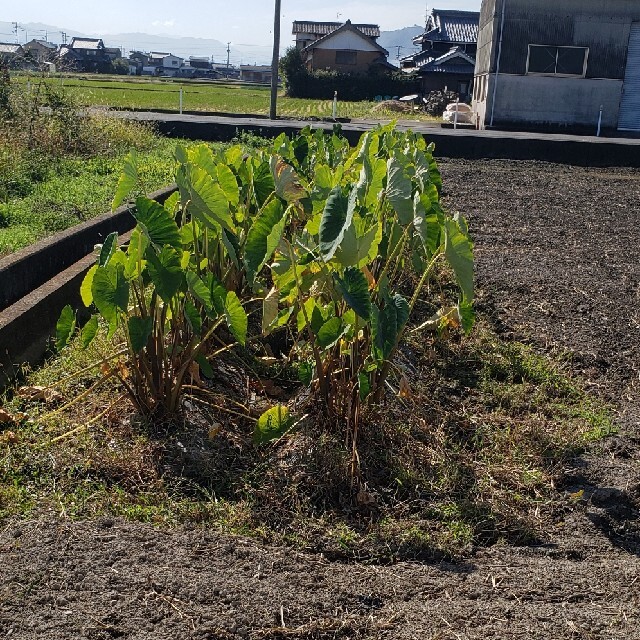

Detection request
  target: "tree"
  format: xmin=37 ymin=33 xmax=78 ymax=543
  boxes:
xmin=279 ymin=46 xmax=307 ymax=97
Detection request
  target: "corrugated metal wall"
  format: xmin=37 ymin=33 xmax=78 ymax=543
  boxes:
xmin=480 ymin=0 xmax=640 ymax=79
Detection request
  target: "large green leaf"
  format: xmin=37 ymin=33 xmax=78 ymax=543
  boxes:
xmin=224 ymin=291 xmax=247 ymax=346
xmin=187 ymin=167 xmax=236 ymax=232
xmin=253 ymin=405 xmax=294 ymax=445
xmin=253 ymin=161 xmax=275 ymax=207
xmin=336 ymin=267 xmax=371 ymax=320
xmin=81 ymin=264 xmax=98 ymax=307
xmin=81 ymin=315 xmax=99 ymax=349
xmin=111 ymin=149 xmax=138 ymax=211
xmin=184 ymin=299 xmax=202 ymax=336
xmin=372 ymin=294 xmax=410 ymax=360
xmin=124 ymin=228 xmax=149 ymax=280
xmin=134 ymin=197 xmax=181 ymax=249
xmin=55 ymin=305 xmax=76 ymax=350
xmin=186 ymin=271 xmax=212 ymax=310
xmin=334 ymin=215 xmax=382 ymax=268
xmin=414 ymin=192 xmax=442 ymax=258
xmin=128 ymin=316 xmax=153 ymax=353
xmin=91 ymin=263 xmax=130 ymax=326
xmin=98 ymin=232 xmax=118 ymax=267
xmin=217 ymin=163 xmax=240 ymax=207
xmin=316 ymin=316 xmax=347 ymax=350
xmin=444 ymin=217 xmax=474 ymax=302
xmin=145 ymin=246 xmax=184 ymax=303
xmin=319 ymin=186 xmax=356 ymax=262
xmin=386 ymin=158 xmax=414 ymax=225
xmin=244 ymin=199 xmax=285 ymax=283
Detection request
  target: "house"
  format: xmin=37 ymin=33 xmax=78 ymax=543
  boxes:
xmin=0 ymin=43 xmax=24 ymax=67
xmin=211 ymin=62 xmax=239 ymax=78
xmin=104 ymin=47 xmax=122 ymax=61
xmin=189 ymin=56 xmax=211 ymax=70
xmin=400 ymin=9 xmax=479 ymax=101
xmin=23 ymin=39 xmax=57 ymax=64
xmin=240 ymin=65 xmax=273 ymax=83
xmin=293 ymin=20 xmax=391 ymax=73
xmin=474 ymin=0 xmax=640 ymax=132
xmin=148 ymin=52 xmax=170 ymax=67
xmin=63 ymin=37 xmax=110 ymax=72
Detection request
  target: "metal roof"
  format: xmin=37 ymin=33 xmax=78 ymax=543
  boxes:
xmin=70 ymin=37 xmax=104 ymax=50
xmin=414 ymin=9 xmax=479 ymax=45
xmin=0 ymin=43 xmax=23 ymax=54
xmin=293 ymin=21 xmax=380 ymax=38
xmin=418 ymin=46 xmax=476 ymax=74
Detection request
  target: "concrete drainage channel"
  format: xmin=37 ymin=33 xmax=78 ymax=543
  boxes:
xmin=0 ymin=186 xmax=177 ymax=389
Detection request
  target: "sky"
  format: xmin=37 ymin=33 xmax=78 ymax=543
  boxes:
xmin=5 ymin=0 xmax=482 ymax=46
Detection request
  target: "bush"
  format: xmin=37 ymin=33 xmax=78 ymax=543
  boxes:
xmin=280 ymin=46 xmax=420 ymax=101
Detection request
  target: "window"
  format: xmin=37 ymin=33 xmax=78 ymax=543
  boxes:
xmin=335 ymin=50 xmax=357 ymax=65
xmin=527 ymin=45 xmax=588 ymax=76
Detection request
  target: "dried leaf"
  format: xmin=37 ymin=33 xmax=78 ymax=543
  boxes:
xmin=362 ymin=265 xmax=376 ymax=289
xmin=1 ymin=431 xmax=18 ymax=445
xmin=17 ymin=386 xmax=63 ymax=404
xmin=208 ymin=423 xmax=222 ymax=440
xmin=399 ymin=375 xmax=412 ymax=399
xmin=189 ymin=361 xmax=202 ymax=385
xmin=357 ymin=486 xmax=376 ymax=506
xmin=0 ymin=408 xmax=13 ymax=423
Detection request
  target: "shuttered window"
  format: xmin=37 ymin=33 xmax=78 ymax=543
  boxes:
xmin=527 ymin=45 xmax=588 ymax=77
xmin=335 ymin=50 xmax=357 ymax=65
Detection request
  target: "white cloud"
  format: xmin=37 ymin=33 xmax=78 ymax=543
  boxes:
xmin=151 ymin=20 xmax=175 ymax=28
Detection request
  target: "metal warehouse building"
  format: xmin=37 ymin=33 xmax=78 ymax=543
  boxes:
xmin=474 ymin=0 xmax=640 ymax=132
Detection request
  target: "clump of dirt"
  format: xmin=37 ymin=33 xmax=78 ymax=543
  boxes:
xmin=372 ymin=100 xmax=413 ymax=113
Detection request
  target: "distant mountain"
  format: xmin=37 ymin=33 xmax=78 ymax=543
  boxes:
xmin=1 ymin=21 xmax=425 ymax=67
xmin=378 ymin=25 xmax=424 ymax=65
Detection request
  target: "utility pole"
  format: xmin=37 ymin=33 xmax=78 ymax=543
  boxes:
xmin=61 ymin=32 xmax=68 ymax=45
xmin=269 ymin=0 xmax=281 ymax=120
xmin=226 ymin=42 xmax=231 ymax=78
xmin=12 ymin=22 xmax=18 ymax=44
xmin=395 ymin=45 xmax=403 ymax=60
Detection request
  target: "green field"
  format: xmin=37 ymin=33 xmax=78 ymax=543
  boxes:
xmin=15 ymin=74 xmax=434 ymax=121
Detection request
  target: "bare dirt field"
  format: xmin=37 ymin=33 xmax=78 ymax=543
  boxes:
xmin=1 ymin=158 xmax=639 ymax=639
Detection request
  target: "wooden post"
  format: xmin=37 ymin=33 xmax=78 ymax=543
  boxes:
xmin=270 ymin=0 xmax=282 ymax=120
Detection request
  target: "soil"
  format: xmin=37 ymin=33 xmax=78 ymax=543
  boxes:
xmin=1 ymin=159 xmax=639 ymax=639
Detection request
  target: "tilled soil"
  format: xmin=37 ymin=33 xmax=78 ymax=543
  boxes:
xmin=1 ymin=159 xmax=639 ymax=639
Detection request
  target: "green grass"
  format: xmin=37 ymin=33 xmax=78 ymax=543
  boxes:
xmin=13 ymin=73 xmax=436 ymax=121
xmin=0 ymin=138 xmax=183 ymax=257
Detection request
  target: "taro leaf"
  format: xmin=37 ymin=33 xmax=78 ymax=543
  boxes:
xmin=174 ymin=144 xmax=188 ymax=165
xmin=298 ymin=361 xmax=313 ymax=386
xmin=128 ymin=316 xmax=153 ymax=353
xmin=111 ymin=149 xmax=138 ymax=211
xmin=244 ymin=199 xmax=285 ymax=283
xmin=145 ymin=246 xmax=184 ymax=303
xmin=372 ymin=294 xmax=410 ymax=361
xmin=81 ymin=264 xmax=98 ymax=307
xmin=458 ymin=300 xmax=475 ymax=335
xmin=316 ymin=316 xmax=347 ymax=350
xmin=186 ymin=271 xmax=212 ymax=310
xmin=253 ymin=161 xmax=275 ymax=208
xmin=134 ymin=197 xmax=181 ymax=249
xmin=319 ymin=186 xmax=356 ymax=262
xmin=163 ymin=191 xmax=180 ymax=215
xmin=92 ymin=263 xmax=129 ymax=327
xmin=336 ymin=267 xmax=371 ymax=321
xmin=262 ymin=286 xmax=280 ymax=336
xmin=270 ymin=156 xmax=307 ymax=203
xmin=444 ymin=217 xmax=474 ymax=302
xmin=358 ymin=371 xmax=371 ymax=402
xmin=98 ymin=232 xmax=118 ymax=267
xmin=190 ymin=144 xmax=217 ymax=177
xmin=188 ymin=167 xmax=235 ymax=232
xmin=195 ymin=354 xmax=214 ymax=378
xmin=125 ymin=228 xmax=149 ymax=280
xmin=221 ymin=228 xmax=241 ymax=269
xmin=210 ymin=278 xmax=227 ymax=316
xmin=55 ymin=305 xmax=76 ymax=350
xmin=386 ymin=158 xmax=414 ymax=226
xmin=334 ymin=216 xmax=382 ymax=269
xmin=292 ymin=136 xmax=309 ymax=168
xmin=414 ymin=192 xmax=442 ymax=258
xmin=253 ymin=405 xmax=294 ymax=445
xmin=81 ymin=315 xmax=99 ymax=349
xmin=224 ymin=291 xmax=247 ymax=346
xmin=184 ymin=299 xmax=202 ymax=336
xmin=217 ymin=163 xmax=240 ymax=207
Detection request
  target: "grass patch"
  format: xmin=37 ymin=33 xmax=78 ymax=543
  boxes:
xmin=12 ymin=73 xmax=437 ymax=122
xmin=0 ymin=315 xmax=614 ymax=560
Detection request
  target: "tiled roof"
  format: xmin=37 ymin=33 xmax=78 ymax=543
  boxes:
xmin=414 ymin=9 xmax=479 ymax=45
xmin=419 ymin=46 xmax=476 ymax=74
xmin=70 ymin=37 xmax=104 ymax=50
xmin=27 ymin=39 xmax=57 ymax=49
xmin=293 ymin=21 xmax=380 ymax=38
xmin=303 ymin=21 xmax=388 ymax=55
xmin=0 ymin=43 xmax=23 ymax=54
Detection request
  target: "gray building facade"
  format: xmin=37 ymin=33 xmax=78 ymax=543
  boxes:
xmin=474 ymin=0 xmax=640 ymax=131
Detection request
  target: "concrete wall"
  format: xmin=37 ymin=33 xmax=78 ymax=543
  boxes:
xmin=490 ymin=75 xmax=622 ymax=128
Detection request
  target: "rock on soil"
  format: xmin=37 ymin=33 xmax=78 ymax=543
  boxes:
xmin=1 ymin=159 xmax=639 ymax=639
